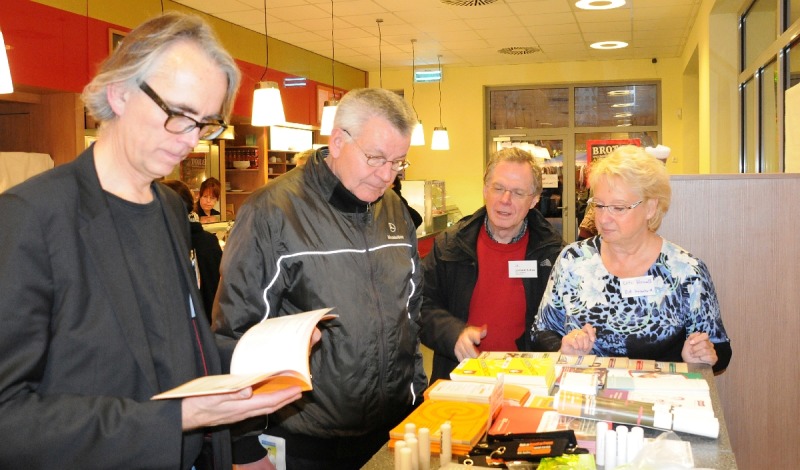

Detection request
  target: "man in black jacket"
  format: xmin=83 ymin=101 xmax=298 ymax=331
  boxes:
xmin=420 ymin=147 xmax=565 ymax=383
xmin=214 ymin=88 xmax=426 ymax=469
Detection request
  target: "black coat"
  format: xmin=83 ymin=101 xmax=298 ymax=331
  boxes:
xmin=420 ymin=206 xmax=565 ymax=383
xmin=0 ymin=148 xmax=230 ymax=469
xmin=190 ymin=221 xmax=222 ymax=321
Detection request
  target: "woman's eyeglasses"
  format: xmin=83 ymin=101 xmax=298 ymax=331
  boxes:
xmin=588 ymin=198 xmax=643 ymax=216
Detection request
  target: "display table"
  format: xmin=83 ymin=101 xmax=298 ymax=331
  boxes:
xmin=362 ymin=364 xmax=737 ymax=469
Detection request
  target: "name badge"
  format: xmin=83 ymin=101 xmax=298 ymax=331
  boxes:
xmin=620 ymin=275 xmax=656 ymax=297
xmin=509 ymin=260 xmax=538 ymax=278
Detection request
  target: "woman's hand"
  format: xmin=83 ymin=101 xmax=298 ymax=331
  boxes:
xmin=681 ymin=332 xmax=718 ymax=366
xmin=560 ymin=323 xmax=596 ymax=355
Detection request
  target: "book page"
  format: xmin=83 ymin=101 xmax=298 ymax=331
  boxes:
xmin=151 ymin=373 xmax=275 ymax=399
xmin=231 ymin=308 xmax=336 ymax=377
xmin=152 ymin=308 xmax=335 ymax=399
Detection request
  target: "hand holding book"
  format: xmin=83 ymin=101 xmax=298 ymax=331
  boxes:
xmin=180 ymin=384 xmax=303 ymax=431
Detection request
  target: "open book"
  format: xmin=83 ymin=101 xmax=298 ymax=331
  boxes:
xmin=152 ymin=308 xmax=336 ymax=400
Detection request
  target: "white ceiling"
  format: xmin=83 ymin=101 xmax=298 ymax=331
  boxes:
xmin=173 ymin=0 xmax=702 ymax=71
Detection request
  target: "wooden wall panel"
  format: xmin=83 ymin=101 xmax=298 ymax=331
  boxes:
xmin=0 ymin=113 xmax=33 ymax=151
xmin=0 ymin=93 xmax=83 ymax=166
xmin=659 ymin=174 xmax=800 ymax=469
xmin=40 ymin=93 xmax=84 ymax=166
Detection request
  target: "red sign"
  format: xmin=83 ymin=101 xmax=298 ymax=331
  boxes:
xmin=585 ymin=139 xmax=641 ymax=187
xmin=585 ymin=138 xmax=641 ymax=167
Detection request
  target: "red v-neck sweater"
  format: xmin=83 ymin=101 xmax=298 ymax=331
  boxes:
xmin=467 ymin=228 xmax=529 ymax=352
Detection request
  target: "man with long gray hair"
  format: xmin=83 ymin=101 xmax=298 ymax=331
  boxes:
xmin=0 ymin=12 xmax=302 ymax=469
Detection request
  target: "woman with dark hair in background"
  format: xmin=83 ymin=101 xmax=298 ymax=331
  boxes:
xmin=196 ymin=176 xmax=221 ymax=223
xmin=162 ymin=179 xmax=222 ymax=322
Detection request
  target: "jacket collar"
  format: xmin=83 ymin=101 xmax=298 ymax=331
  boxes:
xmin=442 ymin=206 xmax=563 ymax=260
xmin=75 ymin=148 xmax=160 ymax=391
xmin=75 ymin=148 xmax=221 ymax=388
xmin=307 ymin=147 xmax=383 ymax=214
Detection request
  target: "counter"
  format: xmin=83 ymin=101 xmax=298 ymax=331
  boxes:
xmin=362 ymin=363 xmax=737 ymax=469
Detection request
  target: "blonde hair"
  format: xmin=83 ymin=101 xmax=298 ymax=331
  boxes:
xmin=484 ymin=147 xmax=544 ymax=197
xmin=589 ymin=145 xmax=671 ymax=231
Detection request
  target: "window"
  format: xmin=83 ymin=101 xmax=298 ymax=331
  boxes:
xmin=738 ymin=0 xmax=800 ymax=172
xmin=761 ymin=61 xmax=780 ymax=172
xmin=489 ymin=88 xmax=569 ymax=129
xmin=741 ymin=0 xmax=778 ymax=71
xmin=487 ymin=82 xmax=661 ymax=241
xmin=574 ymin=85 xmax=658 ymax=127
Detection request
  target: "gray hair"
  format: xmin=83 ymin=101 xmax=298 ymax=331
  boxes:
xmin=82 ymin=12 xmax=240 ymax=125
xmin=588 ymin=145 xmax=671 ymax=231
xmin=333 ymin=88 xmax=417 ymax=139
xmin=484 ymin=147 xmax=544 ymax=198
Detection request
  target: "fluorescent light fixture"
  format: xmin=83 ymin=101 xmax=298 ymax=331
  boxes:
xmin=411 ymin=121 xmax=425 ymax=146
xmin=531 ymin=146 xmax=551 ymax=159
xmin=319 ymin=100 xmax=338 ymax=136
xmin=0 ymin=29 xmax=13 ymax=94
xmin=590 ymin=41 xmax=628 ymax=50
xmin=415 ymin=70 xmax=442 ymax=83
xmin=607 ymin=90 xmax=633 ymax=96
xmin=614 ymin=112 xmax=633 ymax=118
xmin=251 ymin=81 xmax=286 ymax=126
xmin=283 ymin=77 xmax=307 ymax=87
xmin=575 ymin=0 xmax=626 ymax=10
xmin=611 ymin=102 xmax=635 ymax=108
xmin=431 ymin=127 xmax=450 ymax=150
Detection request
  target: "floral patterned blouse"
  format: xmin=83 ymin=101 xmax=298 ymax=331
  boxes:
xmin=532 ymin=236 xmax=730 ymax=361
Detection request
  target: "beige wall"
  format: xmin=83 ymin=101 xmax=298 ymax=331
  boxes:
xmin=681 ymin=0 xmax=744 ymax=174
xmin=374 ymin=58 xmax=686 ymax=215
xmin=371 ymin=0 xmax=748 ymax=215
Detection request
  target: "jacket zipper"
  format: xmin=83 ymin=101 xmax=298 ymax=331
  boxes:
xmin=363 ymin=202 xmax=389 ymax=413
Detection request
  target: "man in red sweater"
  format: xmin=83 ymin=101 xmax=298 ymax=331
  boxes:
xmin=420 ymin=147 xmax=565 ymax=383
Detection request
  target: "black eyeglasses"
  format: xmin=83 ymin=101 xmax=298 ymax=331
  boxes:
xmin=139 ymin=82 xmax=228 ymax=140
xmin=342 ymin=129 xmax=411 ymax=172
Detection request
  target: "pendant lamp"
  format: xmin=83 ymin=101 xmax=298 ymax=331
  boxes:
xmin=376 ymin=19 xmax=384 ymax=88
xmin=409 ymin=39 xmax=424 ymax=146
xmin=319 ymin=0 xmax=338 ymax=135
xmin=0 ymin=29 xmax=13 ymax=94
xmin=431 ymin=55 xmax=449 ymax=150
xmin=251 ymin=0 xmax=285 ymax=127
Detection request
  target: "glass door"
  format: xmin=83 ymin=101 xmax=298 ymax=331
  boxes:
xmin=492 ymin=135 xmax=576 ymax=242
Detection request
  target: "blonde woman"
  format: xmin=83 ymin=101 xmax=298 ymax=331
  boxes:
xmin=531 ymin=145 xmax=732 ymax=372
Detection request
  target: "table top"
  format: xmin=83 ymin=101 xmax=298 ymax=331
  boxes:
xmin=362 ymin=363 xmax=737 ymax=469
